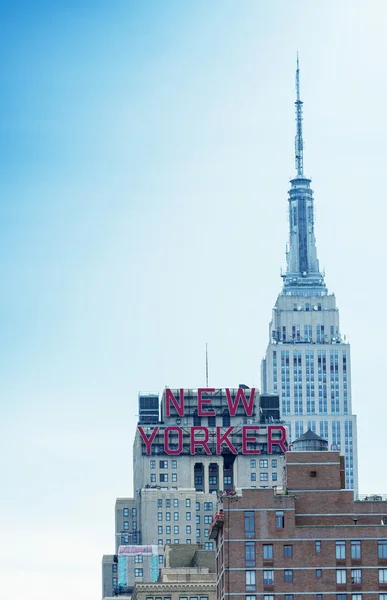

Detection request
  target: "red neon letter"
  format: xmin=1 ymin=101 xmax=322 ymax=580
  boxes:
xmin=165 ymin=388 xmax=185 ymax=417
xmin=242 ymin=425 xmax=261 ymax=454
xmin=216 ymin=426 xmax=237 ymax=454
xmin=164 ymin=426 xmax=183 ymax=455
xmin=198 ymin=388 xmax=216 ymax=417
xmin=138 ymin=426 xmax=159 ymax=455
xmin=268 ymin=425 xmax=287 ymax=454
xmin=190 ymin=426 xmax=212 ymax=455
xmin=226 ymin=388 xmax=256 ymax=417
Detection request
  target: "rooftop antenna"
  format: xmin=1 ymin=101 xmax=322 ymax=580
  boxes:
xmin=205 ymin=343 xmax=209 ymax=387
xmin=295 ymin=52 xmax=304 ymax=177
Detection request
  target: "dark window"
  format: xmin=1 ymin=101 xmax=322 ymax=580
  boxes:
xmin=379 ymin=541 xmax=387 ymax=559
xmin=245 ymin=542 xmax=255 ymax=566
xmin=222 ymin=409 xmax=230 ymax=427
xmin=284 ymin=570 xmax=293 ymax=582
xmin=263 ymin=570 xmax=274 ymax=585
xmin=276 ymin=510 xmax=284 ymax=528
xmin=316 ymin=596 xmax=322 ymax=600
xmin=244 ymin=511 xmax=255 ymax=538
xmin=208 ymin=416 xmax=216 ymax=427
xmin=351 ymin=541 xmax=361 ymax=559
xmin=193 ymin=410 xmax=201 ymax=426
xmin=315 ymin=541 xmax=321 ymax=553
xmin=284 ymin=545 xmax=293 ymax=557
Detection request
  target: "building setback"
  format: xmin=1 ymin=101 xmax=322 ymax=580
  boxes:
xmin=260 ymin=57 xmax=358 ymax=493
xmin=209 ymin=434 xmax=387 ymax=599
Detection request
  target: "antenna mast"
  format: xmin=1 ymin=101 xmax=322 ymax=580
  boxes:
xmin=295 ymin=53 xmax=304 ymax=177
xmin=205 ymin=343 xmax=209 ymax=387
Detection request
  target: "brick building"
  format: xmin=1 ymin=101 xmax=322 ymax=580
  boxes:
xmin=209 ymin=432 xmax=387 ymax=599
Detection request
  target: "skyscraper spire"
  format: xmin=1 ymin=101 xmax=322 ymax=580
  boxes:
xmin=295 ymin=53 xmax=304 ymax=177
xmin=281 ymin=56 xmax=327 ymax=295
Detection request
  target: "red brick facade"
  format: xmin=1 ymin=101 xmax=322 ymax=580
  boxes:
xmin=210 ymin=451 xmax=387 ymax=600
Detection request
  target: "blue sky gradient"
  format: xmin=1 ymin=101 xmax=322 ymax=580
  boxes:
xmin=1 ymin=1 xmax=387 ymax=598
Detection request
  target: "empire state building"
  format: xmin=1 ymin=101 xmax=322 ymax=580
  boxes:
xmin=261 ymin=58 xmax=358 ymax=494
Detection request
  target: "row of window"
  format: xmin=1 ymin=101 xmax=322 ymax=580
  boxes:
xmin=157 ymin=539 xmax=213 ymax=548
xmin=158 ymin=525 xmax=209 ymax=535
xmin=251 ymin=472 xmax=277 ymax=482
xmin=245 ymin=568 xmax=387 ymax=588
xmin=245 ymin=511 xmax=285 ymax=536
xmin=145 ymin=597 xmax=209 ymax=600
xmin=246 ymin=596 xmax=371 ymax=600
xmin=151 ymin=460 xmax=178 ymax=469
xmin=157 ymin=500 xmax=213 ymax=511
xmin=123 ymin=507 xmax=136 ymax=517
xmin=244 ymin=538 xmax=387 ymax=557
xmin=250 ymin=459 xmax=277 ymax=468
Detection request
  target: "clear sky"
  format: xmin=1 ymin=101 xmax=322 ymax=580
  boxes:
xmin=1 ymin=1 xmax=387 ymax=598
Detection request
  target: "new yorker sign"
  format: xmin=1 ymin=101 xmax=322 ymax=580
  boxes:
xmin=138 ymin=388 xmax=287 ymax=456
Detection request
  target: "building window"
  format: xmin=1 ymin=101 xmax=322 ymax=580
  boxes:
xmin=123 ymin=508 xmax=129 ymax=517
xmin=351 ymin=569 xmax=361 ymax=584
xmin=272 ymin=472 xmax=277 ymax=481
xmin=134 ymin=568 xmax=143 ymax=577
xmin=204 ymin=542 xmax=213 ymax=550
xmin=336 ymin=569 xmax=346 ymax=584
xmin=284 ymin=596 xmax=293 ymax=600
xmin=209 ymin=476 xmax=217 ymax=485
xmin=263 ymin=544 xmax=273 ymax=560
xmin=160 ymin=474 xmax=168 ymax=482
xmin=250 ymin=459 xmax=256 ymax=468
xmin=337 ymin=596 xmax=347 ymax=600
xmin=263 ymin=570 xmax=274 ymax=585
xmin=245 ymin=511 xmax=255 ymax=538
xmin=132 ymin=508 xmax=137 ymax=517
xmin=222 ymin=409 xmax=230 ymax=427
xmin=245 ymin=542 xmax=255 ymax=566
xmin=195 ymin=475 xmax=203 ymax=485
xmin=122 ymin=534 xmax=129 ymax=544
xmin=166 ymin=526 xmax=171 ymax=534
xmin=166 ymin=499 xmax=171 ymax=507
xmin=208 ymin=416 xmax=216 ymax=427
xmin=174 ymin=526 xmax=179 ymax=534
xmin=196 ymin=529 xmax=200 ymax=537
xmin=186 ymin=539 xmax=191 ymax=544
xmin=251 ymin=473 xmax=256 ymax=482
xmin=174 ymin=512 xmax=179 ymax=521
xmin=151 ymin=474 xmax=156 ymax=482
xmin=260 ymin=459 xmax=268 ymax=468
xmin=174 ymin=499 xmax=179 ymax=507
xmin=157 ymin=499 xmax=162 ymax=508
xmin=186 ymin=525 xmax=191 ymax=534
xmin=158 ymin=526 xmax=163 ymax=534
xmin=112 ymin=577 xmax=118 ymax=586
xmin=351 ymin=541 xmax=361 ymax=559
xmin=132 ymin=521 xmax=137 ymax=530
xmin=166 ymin=539 xmax=171 ymax=544
xmin=172 ymin=460 xmax=177 ymax=468
xmin=264 ymin=597 xmax=274 ymax=600
xmin=276 ymin=511 xmax=284 ymax=528
xmin=316 ymin=569 xmax=322 ymax=578
xmin=246 ymin=571 xmax=256 ymax=591
xmin=159 ymin=460 xmax=168 ymax=468
xmin=352 ymin=596 xmax=362 ymax=600
xmin=186 ymin=498 xmax=191 ymax=507
xmin=172 ymin=473 xmax=177 ymax=482
xmin=284 ymin=545 xmax=293 ymax=557
xmin=246 ymin=596 xmax=256 ymax=600
xmin=204 ymin=515 xmax=212 ymax=524
xmin=196 ymin=502 xmax=200 ymax=511
xmin=123 ymin=521 xmax=129 ymax=530
xmin=260 ymin=473 xmax=269 ymax=481
xmin=380 ymin=596 xmax=387 ymax=600
xmin=158 ymin=539 xmax=163 ymax=545
xmin=380 ymin=570 xmax=387 ymax=583
xmin=284 ymin=570 xmax=293 ymax=582
xmin=379 ymin=541 xmax=387 ymax=558
xmin=316 ymin=596 xmax=322 ymax=600
xmin=204 ymin=528 xmax=209 ymax=536
xmin=166 ymin=512 xmax=171 ymax=521
xmin=204 ymin=502 xmax=213 ymax=511
xmin=316 ymin=541 xmax=321 ymax=553
xmin=336 ymin=541 xmax=346 ymax=559
xmin=196 ymin=515 xmax=200 ymax=524
xmin=224 ymin=476 xmax=232 ymax=485
xmin=112 ymin=564 xmax=117 ymax=573
xmin=150 ymin=460 xmax=155 ymax=469
xmin=186 ymin=512 xmax=191 ymax=521
xmin=135 ymin=555 xmax=143 ymax=563
xmin=272 ymin=459 xmax=277 ymax=468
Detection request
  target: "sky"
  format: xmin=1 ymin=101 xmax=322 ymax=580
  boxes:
xmin=1 ymin=1 xmax=387 ymax=598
